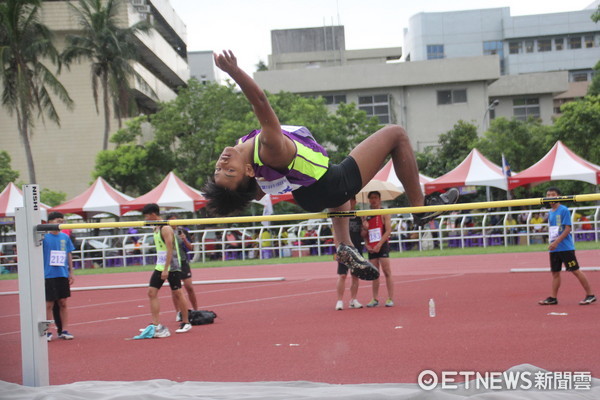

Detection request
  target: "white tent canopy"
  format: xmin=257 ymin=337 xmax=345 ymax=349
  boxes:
xmin=508 ymin=141 xmax=600 ymax=189
xmin=0 ymin=183 xmax=49 ymax=220
xmin=424 ymin=149 xmax=508 ymax=194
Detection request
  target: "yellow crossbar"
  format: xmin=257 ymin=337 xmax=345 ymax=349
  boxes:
xmin=37 ymin=193 xmax=600 ymax=231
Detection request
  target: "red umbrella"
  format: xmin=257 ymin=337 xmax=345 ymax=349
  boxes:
xmin=50 ymin=177 xmax=133 ymax=218
xmin=122 ymin=172 xmax=207 ymax=213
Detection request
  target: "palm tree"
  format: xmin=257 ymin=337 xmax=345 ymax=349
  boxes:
xmin=62 ymin=0 xmax=154 ymax=151
xmin=0 ymin=0 xmax=73 ymax=183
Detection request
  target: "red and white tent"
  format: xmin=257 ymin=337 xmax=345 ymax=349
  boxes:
xmin=0 ymin=182 xmax=49 ymax=220
xmin=424 ymin=149 xmax=508 ymax=194
xmin=50 ymin=177 xmax=133 ymax=218
xmin=358 ymin=160 xmax=433 ymax=202
xmin=373 ymin=160 xmax=433 ymax=193
xmin=122 ymin=172 xmax=207 ymax=213
xmin=508 ymin=141 xmax=600 ymax=190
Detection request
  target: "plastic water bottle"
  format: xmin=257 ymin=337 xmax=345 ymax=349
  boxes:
xmin=429 ymin=298 xmax=436 ymax=317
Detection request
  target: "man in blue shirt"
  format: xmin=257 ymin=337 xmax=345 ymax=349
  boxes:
xmin=43 ymin=212 xmax=75 ymax=340
xmin=538 ymin=188 xmax=596 ymax=306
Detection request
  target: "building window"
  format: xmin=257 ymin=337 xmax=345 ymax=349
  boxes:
xmin=358 ymin=94 xmax=390 ymax=124
xmin=322 ymin=94 xmax=347 ymax=105
xmin=509 ymin=41 xmax=521 ymax=54
xmin=513 ymin=98 xmax=540 ymax=121
xmin=569 ymin=36 xmax=582 ymax=49
xmin=584 ymin=35 xmax=595 ymax=48
xmin=555 ymin=38 xmax=564 ymax=51
xmin=437 ymin=89 xmax=467 ymax=105
xmin=525 ymin=40 xmax=534 ymax=53
xmin=426 ymin=44 xmax=444 ymax=60
xmin=538 ymin=39 xmax=551 ymax=52
xmin=483 ymin=41 xmax=503 ymax=56
xmin=570 ymin=70 xmax=593 ymax=82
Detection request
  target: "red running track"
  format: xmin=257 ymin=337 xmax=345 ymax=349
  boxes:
xmin=0 ymin=251 xmax=598 ymax=385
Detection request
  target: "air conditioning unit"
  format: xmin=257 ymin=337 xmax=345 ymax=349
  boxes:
xmin=135 ymin=5 xmax=151 ymax=13
xmin=131 ymin=0 xmax=146 ymax=7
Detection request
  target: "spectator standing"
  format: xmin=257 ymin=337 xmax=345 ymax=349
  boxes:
xmin=335 ymin=196 xmax=363 ymax=310
xmin=43 ymin=212 xmax=75 ymax=341
xmin=364 ymin=191 xmax=395 ymax=308
xmin=538 ymin=188 xmax=596 ymax=306
xmin=142 ymin=204 xmax=192 ymax=336
xmin=167 ymin=215 xmax=199 ymax=320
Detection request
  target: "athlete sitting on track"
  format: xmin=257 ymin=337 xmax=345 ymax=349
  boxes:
xmin=203 ymin=50 xmax=459 ymax=280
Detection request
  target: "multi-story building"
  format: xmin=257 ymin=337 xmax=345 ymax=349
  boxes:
xmin=0 ymin=0 xmax=189 ymax=197
xmin=403 ymin=5 xmax=599 ymax=122
xmin=255 ymin=4 xmax=599 ymax=151
xmin=188 ymin=50 xmax=221 ymax=84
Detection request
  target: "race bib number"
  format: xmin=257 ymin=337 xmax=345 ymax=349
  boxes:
xmin=156 ymin=251 xmax=167 ymax=266
xmin=49 ymin=250 xmax=66 ymax=266
xmin=549 ymin=226 xmax=559 ymax=242
xmin=368 ymin=228 xmax=382 ymax=243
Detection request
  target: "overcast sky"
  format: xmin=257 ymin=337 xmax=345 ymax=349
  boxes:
xmin=169 ymin=0 xmax=597 ymax=73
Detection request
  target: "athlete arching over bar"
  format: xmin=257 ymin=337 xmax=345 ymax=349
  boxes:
xmin=203 ymin=50 xmax=459 ymax=280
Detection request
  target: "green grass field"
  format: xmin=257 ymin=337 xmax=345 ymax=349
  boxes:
xmin=1 ymin=241 xmax=597 ymax=280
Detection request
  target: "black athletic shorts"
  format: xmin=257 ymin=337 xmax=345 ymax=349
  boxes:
xmin=149 ymin=269 xmax=183 ymax=290
xmin=549 ymin=251 xmax=580 ymax=272
xmin=180 ymin=258 xmax=192 ymax=280
xmin=293 ymin=156 xmax=362 ymax=212
xmin=367 ymin=241 xmax=390 ymax=260
xmin=45 ymin=277 xmax=70 ymax=302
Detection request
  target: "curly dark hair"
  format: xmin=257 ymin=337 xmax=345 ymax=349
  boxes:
xmin=203 ymin=177 xmax=259 ymax=216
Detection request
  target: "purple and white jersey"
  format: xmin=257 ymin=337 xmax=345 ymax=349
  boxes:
xmin=236 ymin=125 xmax=330 ymax=195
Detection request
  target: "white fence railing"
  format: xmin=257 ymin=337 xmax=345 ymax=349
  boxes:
xmin=0 ymin=206 xmax=598 ymax=272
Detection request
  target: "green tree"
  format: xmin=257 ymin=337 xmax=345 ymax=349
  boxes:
xmin=552 ymin=95 xmax=600 ymax=164
xmin=62 ymin=0 xmax=153 ymax=151
xmin=0 ymin=151 xmax=19 ymax=189
xmin=40 ymin=188 xmax=66 ymax=207
xmin=256 ymin=60 xmax=268 ymax=71
xmin=587 ymin=61 xmax=600 ymax=96
xmin=476 ymin=117 xmax=551 ymax=173
xmin=417 ymin=120 xmax=479 ymax=177
xmin=591 ymin=4 xmax=600 ymax=22
xmin=93 ymin=116 xmax=173 ymax=195
xmin=0 ymin=0 xmax=73 ymax=183
xmin=95 ymin=79 xmax=380 ymax=197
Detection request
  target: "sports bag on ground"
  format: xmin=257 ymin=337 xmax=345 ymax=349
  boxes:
xmin=188 ymin=310 xmax=217 ymax=325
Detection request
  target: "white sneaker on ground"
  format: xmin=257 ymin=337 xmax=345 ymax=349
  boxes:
xmin=154 ymin=324 xmax=171 ymax=338
xmin=349 ymin=299 xmax=363 ymax=309
xmin=58 ymin=330 xmax=74 ymax=340
xmin=175 ymin=323 xmax=192 ymax=333
xmin=335 ymin=300 xmax=344 ymax=311
xmin=366 ymin=299 xmax=379 ymax=308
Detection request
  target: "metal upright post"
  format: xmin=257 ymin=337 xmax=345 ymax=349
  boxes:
xmin=16 ymin=185 xmax=49 ymax=386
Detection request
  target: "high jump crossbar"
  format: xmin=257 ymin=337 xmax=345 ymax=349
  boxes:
xmin=37 ymin=193 xmax=600 ymax=231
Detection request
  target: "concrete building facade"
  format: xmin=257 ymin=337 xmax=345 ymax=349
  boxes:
xmin=188 ymin=50 xmax=220 ymax=84
xmin=255 ymin=5 xmax=599 ymax=151
xmin=0 ymin=0 xmax=189 ymax=197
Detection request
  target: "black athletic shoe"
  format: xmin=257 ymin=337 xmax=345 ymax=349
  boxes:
xmin=336 ymin=243 xmax=380 ymax=281
xmin=579 ymin=294 xmax=597 ymax=305
xmin=413 ymin=188 xmax=460 ymax=227
xmin=539 ymin=296 xmax=558 ymax=305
